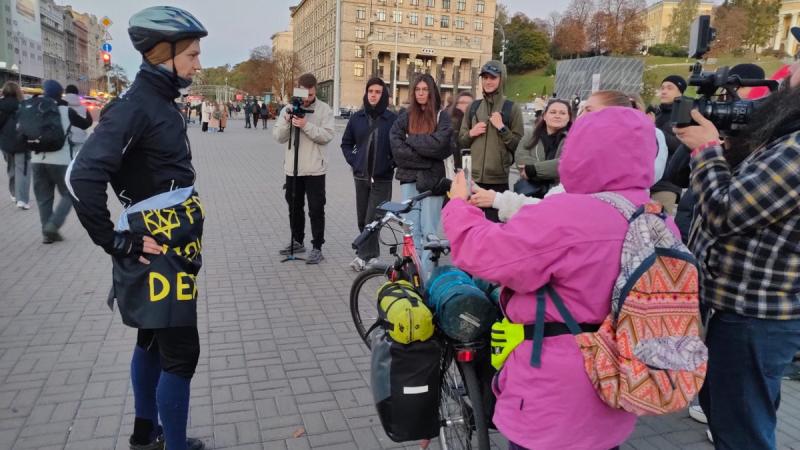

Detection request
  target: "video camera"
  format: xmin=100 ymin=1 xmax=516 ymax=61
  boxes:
xmin=288 ymin=87 xmax=314 ymax=119
xmin=670 ymin=15 xmax=778 ymax=133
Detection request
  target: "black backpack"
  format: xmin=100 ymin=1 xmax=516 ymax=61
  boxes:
xmin=0 ymin=108 xmax=26 ymax=154
xmin=17 ymin=97 xmax=66 ymax=153
xmin=468 ymin=98 xmax=514 ymax=130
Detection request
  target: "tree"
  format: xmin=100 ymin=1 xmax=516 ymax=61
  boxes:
xmin=504 ymin=12 xmax=551 ymax=73
xmin=236 ymin=45 xmax=274 ymax=95
xmin=272 ymin=51 xmax=302 ymax=103
xmin=711 ymin=3 xmax=748 ymax=55
xmin=665 ymin=0 xmax=700 ymax=47
xmin=743 ymin=0 xmax=781 ymax=52
xmin=553 ymin=17 xmax=588 ymax=57
xmin=593 ymin=0 xmax=647 ymax=55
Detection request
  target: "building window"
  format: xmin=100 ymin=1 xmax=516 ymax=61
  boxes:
xmin=393 ymin=11 xmax=402 ymax=23
xmin=441 ymin=15 xmax=449 ymax=28
xmin=455 ymin=36 xmax=463 ymax=47
xmin=356 ymin=7 xmax=366 ymax=20
xmin=474 ymin=19 xmax=483 ymax=31
xmin=354 ymin=62 xmax=365 ymax=77
xmin=457 ymin=0 xmax=465 ymax=11
xmin=473 ymin=37 xmax=482 ymax=47
xmin=377 ymin=30 xmax=385 ymax=40
xmin=426 ymin=0 xmax=435 ymax=7
xmin=425 ymin=14 xmax=434 ymax=26
xmin=442 ymin=0 xmax=450 ymax=9
xmin=409 ymin=13 xmax=419 ymax=25
xmin=410 ymin=0 xmax=419 ymax=5
xmin=455 ymin=16 xmax=464 ymax=29
xmin=440 ymin=35 xmax=447 ymax=46
xmin=377 ymin=9 xmax=386 ymax=21
xmin=355 ymin=45 xmax=363 ymax=58
xmin=475 ymin=0 xmax=485 ymax=13
xmin=356 ymin=27 xmax=366 ymax=39
xmin=424 ymin=33 xmax=433 ymax=44
xmin=409 ymin=31 xmax=417 ymax=40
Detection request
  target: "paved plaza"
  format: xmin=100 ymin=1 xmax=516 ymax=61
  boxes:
xmin=0 ymin=116 xmax=799 ymax=450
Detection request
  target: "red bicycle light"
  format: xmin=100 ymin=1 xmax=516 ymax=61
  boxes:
xmin=456 ymin=350 xmax=474 ymax=363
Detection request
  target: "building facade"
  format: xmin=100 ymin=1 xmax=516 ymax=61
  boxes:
xmin=271 ymin=29 xmax=293 ymax=56
xmin=643 ymin=0 xmax=715 ymax=48
xmin=291 ymin=0 xmax=495 ymax=110
xmin=74 ymin=11 xmax=105 ymax=94
xmin=40 ymin=0 xmax=65 ymax=85
xmin=773 ymin=0 xmax=800 ymax=56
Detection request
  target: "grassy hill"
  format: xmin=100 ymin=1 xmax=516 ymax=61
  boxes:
xmin=505 ymin=55 xmax=787 ymax=104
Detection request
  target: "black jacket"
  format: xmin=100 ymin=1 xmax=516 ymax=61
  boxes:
xmin=0 ymin=96 xmax=24 ymax=154
xmin=654 ymin=103 xmax=682 ymax=159
xmin=390 ymin=108 xmax=453 ymax=192
xmin=68 ymin=64 xmax=196 ymax=254
xmin=341 ymin=108 xmax=397 ymax=181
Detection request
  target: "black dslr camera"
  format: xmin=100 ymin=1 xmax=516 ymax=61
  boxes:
xmin=288 ymin=87 xmax=313 ymax=118
xmin=671 ymin=15 xmax=778 ymax=133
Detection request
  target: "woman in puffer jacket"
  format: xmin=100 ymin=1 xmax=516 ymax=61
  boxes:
xmin=443 ymin=107 xmax=681 ymax=450
xmin=389 ymin=73 xmax=452 ymax=278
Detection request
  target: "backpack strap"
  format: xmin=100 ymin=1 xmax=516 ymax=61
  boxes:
xmin=591 ymin=192 xmax=638 ymax=221
xmin=529 ymin=285 xmax=583 ymax=367
xmin=468 ymin=99 xmax=482 ymax=126
xmin=501 ymin=100 xmax=513 ymax=128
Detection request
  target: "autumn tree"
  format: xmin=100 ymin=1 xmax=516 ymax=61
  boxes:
xmin=551 ymin=0 xmax=595 ymax=58
xmin=272 ymin=51 xmax=303 ymax=103
xmin=711 ymin=3 xmax=748 ymax=55
xmin=236 ymin=45 xmax=274 ymax=95
xmin=666 ymin=0 xmax=700 ymax=46
xmin=593 ymin=0 xmax=647 ymax=55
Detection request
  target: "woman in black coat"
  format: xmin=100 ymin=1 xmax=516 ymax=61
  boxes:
xmin=389 ymin=73 xmax=453 ymax=278
xmin=0 ymin=81 xmax=30 ymax=209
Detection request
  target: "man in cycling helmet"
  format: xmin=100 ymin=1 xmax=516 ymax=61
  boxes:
xmin=67 ymin=6 xmax=208 ymax=450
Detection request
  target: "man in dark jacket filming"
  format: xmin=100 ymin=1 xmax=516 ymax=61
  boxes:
xmin=341 ymin=78 xmax=397 ymax=271
xmin=67 ymin=6 xmax=208 ymax=450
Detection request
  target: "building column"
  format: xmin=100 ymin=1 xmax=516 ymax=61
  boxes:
xmin=407 ymin=54 xmax=417 ymax=83
xmin=371 ymin=57 xmax=379 ymax=79
xmin=470 ymin=63 xmax=479 ymax=98
xmin=775 ymin=15 xmax=786 ymax=51
xmin=453 ymin=58 xmax=461 ymax=88
xmin=432 ymin=56 xmax=441 ymax=86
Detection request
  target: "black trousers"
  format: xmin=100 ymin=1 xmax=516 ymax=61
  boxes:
xmin=136 ymin=327 xmax=200 ymax=379
xmin=285 ymin=174 xmax=326 ymax=250
xmin=252 ymin=114 xmax=259 ymax=127
xmin=261 ymin=117 xmax=268 ymax=129
xmin=245 ymin=114 xmax=251 ymax=128
xmin=354 ymin=178 xmax=392 ymax=260
xmin=477 ymin=182 xmax=508 ymax=223
xmin=201 ymin=122 xmax=208 ymax=132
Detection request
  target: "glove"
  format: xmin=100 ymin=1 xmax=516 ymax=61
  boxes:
xmin=107 ymin=231 xmax=144 ymax=258
xmin=490 ymin=318 xmax=525 ymax=370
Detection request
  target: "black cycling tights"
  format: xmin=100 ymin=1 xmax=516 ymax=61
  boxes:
xmin=136 ymin=327 xmax=200 ymax=378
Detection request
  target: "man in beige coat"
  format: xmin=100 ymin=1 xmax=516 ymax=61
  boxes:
xmin=272 ymin=73 xmax=335 ymax=264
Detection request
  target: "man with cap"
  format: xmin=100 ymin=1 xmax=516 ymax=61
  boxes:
xmin=341 ymin=77 xmax=397 ymax=271
xmin=30 ymin=79 xmax=92 ymax=243
xmin=67 ymin=6 xmax=208 ymax=450
xmin=458 ymin=60 xmax=524 ymax=222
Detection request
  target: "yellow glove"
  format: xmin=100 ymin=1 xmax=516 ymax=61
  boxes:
xmin=490 ymin=318 xmax=526 ymax=370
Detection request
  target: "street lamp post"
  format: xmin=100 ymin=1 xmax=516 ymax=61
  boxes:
xmin=494 ymin=22 xmax=507 ymax=65
xmin=392 ymin=3 xmax=399 ymax=106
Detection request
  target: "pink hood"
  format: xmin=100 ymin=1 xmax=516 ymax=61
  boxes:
xmin=560 ymin=106 xmax=656 ymax=194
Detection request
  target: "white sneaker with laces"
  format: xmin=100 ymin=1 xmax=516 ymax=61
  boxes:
xmin=16 ymin=201 xmax=30 ymax=210
xmin=350 ymin=257 xmax=366 ymax=272
xmin=10 ymin=195 xmax=16 ymax=203
xmin=688 ymin=404 xmax=708 ymax=424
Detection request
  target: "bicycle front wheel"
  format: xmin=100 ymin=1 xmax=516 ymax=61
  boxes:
xmin=349 ymin=267 xmax=389 ymax=349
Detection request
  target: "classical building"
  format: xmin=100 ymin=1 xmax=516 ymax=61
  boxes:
xmin=291 ymin=0 xmax=496 ymax=111
xmin=271 ymin=28 xmax=293 ymax=56
xmin=40 ymin=0 xmax=66 ymax=85
xmin=0 ymin=0 xmax=44 ymax=86
xmin=643 ymin=0 xmax=715 ymax=48
xmin=74 ymin=11 xmax=106 ymax=93
xmin=773 ymin=1 xmax=800 ymax=56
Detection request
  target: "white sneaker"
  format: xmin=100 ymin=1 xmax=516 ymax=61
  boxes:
xmin=706 ymin=428 xmax=713 ymax=443
xmin=350 ymin=257 xmax=366 ymax=272
xmin=688 ymin=404 xmax=708 ymax=424
xmin=10 ymin=195 xmax=16 ymax=203
xmin=16 ymin=201 xmax=30 ymax=210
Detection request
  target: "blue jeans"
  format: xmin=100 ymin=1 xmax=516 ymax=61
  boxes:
xmin=700 ymin=310 xmax=800 ymax=450
xmin=400 ymin=183 xmax=443 ymax=280
xmin=3 ymin=151 xmax=31 ymax=204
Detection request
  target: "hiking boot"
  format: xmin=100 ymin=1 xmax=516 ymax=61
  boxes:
xmin=350 ymin=257 xmax=366 ymax=272
xmin=129 ymin=435 xmax=163 ymax=450
xmin=306 ymin=248 xmax=324 ymax=264
xmin=279 ymin=240 xmax=305 ymax=255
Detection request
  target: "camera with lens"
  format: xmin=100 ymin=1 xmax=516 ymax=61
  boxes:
xmin=670 ymin=15 xmax=778 ymax=134
xmin=288 ymin=87 xmax=313 ymax=119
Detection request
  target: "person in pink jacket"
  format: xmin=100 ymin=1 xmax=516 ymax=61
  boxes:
xmin=443 ymin=106 xmax=680 ymax=450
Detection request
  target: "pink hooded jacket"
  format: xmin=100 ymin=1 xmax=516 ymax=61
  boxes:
xmin=442 ymin=107 xmax=679 ymax=449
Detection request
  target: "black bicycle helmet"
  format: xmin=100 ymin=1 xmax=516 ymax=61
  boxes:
xmin=128 ymin=6 xmax=208 ymax=54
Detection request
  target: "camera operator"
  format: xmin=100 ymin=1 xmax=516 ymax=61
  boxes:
xmin=272 ymin=73 xmax=335 ymax=264
xmin=673 ymin=60 xmax=800 ymax=449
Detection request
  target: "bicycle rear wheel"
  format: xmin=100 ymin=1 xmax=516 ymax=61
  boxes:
xmin=349 ymin=267 xmax=389 ymax=349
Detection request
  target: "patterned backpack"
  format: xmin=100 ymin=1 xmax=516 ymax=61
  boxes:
xmin=544 ymin=192 xmax=708 ymax=416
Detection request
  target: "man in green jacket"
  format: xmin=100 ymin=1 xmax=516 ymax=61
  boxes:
xmin=458 ymin=60 xmax=524 ymax=222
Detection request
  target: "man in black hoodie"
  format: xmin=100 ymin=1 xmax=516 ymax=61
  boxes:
xmin=341 ymin=78 xmax=397 ymax=271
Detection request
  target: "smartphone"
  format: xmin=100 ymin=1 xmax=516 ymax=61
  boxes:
xmin=461 ymin=149 xmax=473 ymax=193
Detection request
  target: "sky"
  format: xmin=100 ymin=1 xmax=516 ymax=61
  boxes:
xmin=58 ymin=0 xmax=566 ymax=78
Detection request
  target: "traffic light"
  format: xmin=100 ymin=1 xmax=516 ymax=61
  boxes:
xmin=102 ymin=51 xmax=111 ymax=69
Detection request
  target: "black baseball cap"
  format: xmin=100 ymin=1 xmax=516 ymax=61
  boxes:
xmin=479 ymin=61 xmax=503 ymax=78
